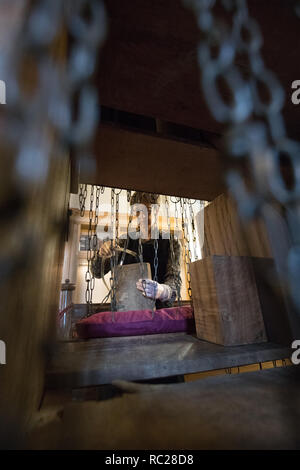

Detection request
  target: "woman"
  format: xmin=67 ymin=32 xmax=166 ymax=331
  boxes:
xmin=92 ymin=192 xmax=182 ymax=309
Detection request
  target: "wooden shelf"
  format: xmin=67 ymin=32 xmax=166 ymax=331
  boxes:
xmin=46 ymin=332 xmax=291 ymax=389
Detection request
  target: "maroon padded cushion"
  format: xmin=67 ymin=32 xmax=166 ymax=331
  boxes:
xmin=76 ymin=305 xmax=195 ymax=339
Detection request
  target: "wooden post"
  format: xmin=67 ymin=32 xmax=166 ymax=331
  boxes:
xmin=190 ymin=256 xmax=267 ymax=346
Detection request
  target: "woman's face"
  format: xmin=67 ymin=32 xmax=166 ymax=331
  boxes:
xmin=136 ymin=202 xmax=154 ymax=236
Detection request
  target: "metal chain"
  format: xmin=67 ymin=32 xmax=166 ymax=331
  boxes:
xmin=165 ymin=195 xmax=174 ymax=265
xmin=81 ymin=183 xmax=101 ymax=315
xmin=113 ymin=189 xmax=123 ymax=312
xmin=173 ymin=198 xmax=182 ymax=304
xmin=138 ymin=235 xmax=146 ymax=281
xmin=184 ymin=198 xmax=193 ymax=298
xmin=185 ymin=0 xmax=300 ymax=311
xmin=180 ymin=198 xmax=192 ymax=299
xmin=165 ymin=196 xmax=172 ymax=243
xmin=119 ymin=190 xmax=132 ymax=267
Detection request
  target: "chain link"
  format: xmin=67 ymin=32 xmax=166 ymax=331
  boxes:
xmin=79 ymin=183 xmax=87 ymax=217
xmin=0 ymin=0 xmax=106 ymax=315
xmin=110 ymin=188 xmax=117 ymax=313
xmin=115 ymin=189 xmax=121 ymax=247
xmin=85 ymin=185 xmax=94 ymax=308
xmin=174 ymin=198 xmax=180 ymax=241
xmin=165 ymin=196 xmax=182 ymax=304
xmin=180 ymin=198 xmax=192 ymax=299
xmin=3 ymin=1 xmax=107 ymax=316
xmin=188 ymin=199 xmax=198 ymax=261
xmin=153 ymin=203 xmax=159 ymax=282
xmin=90 ymin=185 xmax=101 ymax=304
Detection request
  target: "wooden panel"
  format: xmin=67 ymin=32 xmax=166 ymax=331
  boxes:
xmin=85 ymin=125 xmax=224 ymax=200
xmin=0 ymin=3 xmax=70 ymax=443
xmin=251 ymin=258 xmax=292 ymax=345
xmin=98 ymin=0 xmax=300 ymax=138
xmin=201 ymin=193 xmax=294 ymax=345
xmin=202 ymin=193 xmax=272 ymax=257
xmin=115 ymin=263 xmax=155 ymax=311
xmin=184 ymin=358 xmax=293 ymax=382
xmin=190 ymin=257 xmax=222 ymax=344
xmin=33 ymin=367 xmax=300 ymax=449
xmin=45 ymin=332 xmax=290 ymax=389
xmin=190 ymin=256 xmax=267 ymax=346
xmin=0 ymin=157 xmax=70 ymax=433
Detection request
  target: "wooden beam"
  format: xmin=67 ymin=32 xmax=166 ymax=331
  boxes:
xmin=202 ymin=193 xmax=272 ymax=258
xmin=0 ymin=4 xmax=70 ymax=443
xmin=83 ymin=125 xmax=225 ymax=200
xmin=98 ymin=0 xmax=300 ymax=138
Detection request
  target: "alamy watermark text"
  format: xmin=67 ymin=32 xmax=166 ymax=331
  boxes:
xmin=0 ymin=340 xmax=6 ymax=365
xmin=0 ymin=80 xmax=6 ymax=105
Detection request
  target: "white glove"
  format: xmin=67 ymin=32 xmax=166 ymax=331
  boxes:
xmin=136 ymin=279 xmax=173 ymax=301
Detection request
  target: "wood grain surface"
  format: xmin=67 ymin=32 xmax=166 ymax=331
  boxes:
xmin=190 ymin=256 xmax=267 ymax=346
xmin=203 ymin=193 xmax=272 ymax=258
xmin=87 ymin=125 xmax=224 ymax=200
xmin=0 ymin=4 xmax=70 ymax=444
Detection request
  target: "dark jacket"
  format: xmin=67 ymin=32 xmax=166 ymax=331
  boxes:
xmin=92 ymin=231 xmax=182 ymax=308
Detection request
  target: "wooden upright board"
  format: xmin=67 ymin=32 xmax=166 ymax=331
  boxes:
xmin=190 ymin=256 xmax=267 ymax=346
xmin=89 ymin=125 xmax=224 ymax=201
xmin=197 ymin=192 xmax=292 ymax=345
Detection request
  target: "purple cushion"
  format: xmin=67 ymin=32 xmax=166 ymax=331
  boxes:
xmin=76 ymin=306 xmax=195 ymax=339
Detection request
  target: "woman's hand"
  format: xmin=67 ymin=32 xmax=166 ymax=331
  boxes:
xmin=136 ymin=279 xmax=172 ymax=301
xmin=99 ymin=241 xmax=114 ymax=257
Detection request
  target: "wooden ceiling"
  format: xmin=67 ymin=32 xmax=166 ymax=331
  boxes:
xmin=97 ymin=0 xmax=300 ymax=136
xmin=85 ymin=0 xmax=300 ymax=199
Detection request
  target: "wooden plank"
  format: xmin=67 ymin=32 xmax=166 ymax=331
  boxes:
xmin=0 ymin=4 xmax=70 ymax=440
xmin=85 ymin=125 xmax=224 ymax=200
xmin=33 ymin=367 xmax=300 ymax=449
xmin=115 ymin=263 xmax=155 ymax=312
xmin=202 ymin=193 xmax=272 ymax=258
xmin=98 ymin=0 xmax=300 ymax=138
xmin=45 ymin=333 xmax=290 ymax=389
xmin=200 ymin=193 xmax=293 ymax=345
xmin=190 ymin=256 xmax=223 ymax=345
xmin=190 ymin=256 xmax=267 ymax=346
xmin=251 ymin=257 xmax=293 ymax=345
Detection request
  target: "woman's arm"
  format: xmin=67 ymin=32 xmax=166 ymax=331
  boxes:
xmin=91 ymin=238 xmax=126 ymax=278
xmin=162 ymin=236 xmax=182 ymax=306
